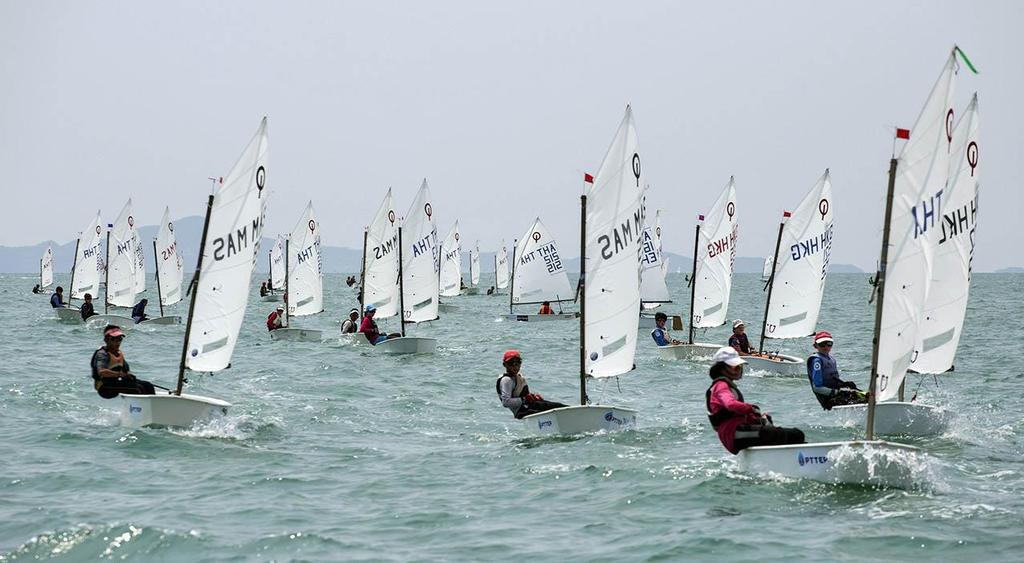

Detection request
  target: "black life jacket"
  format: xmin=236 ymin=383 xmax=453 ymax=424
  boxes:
xmin=90 ymin=346 xmax=129 ymax=381
xmin=495 ymin=373 xmax=530 ymax=399
xmin=705 ymin=376 xmax=745 ymax=430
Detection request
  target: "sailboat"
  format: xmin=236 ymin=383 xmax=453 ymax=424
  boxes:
xmin=761 ymin=256 xmax=773 ymax=282
xmin=438 ymin=221 xmax=463 ymax=307
xmin=523 ymin=106 xmax=643 ymax=435
xmin=56 ymin=212 xmax=103 ymax=323
xmin=120 ymin=117 xmax=268 ymax=428
xmin=358 ymin=188 xmax=401 ymax=344
xmin=493 ymin=242 xmax=510 ymax=295
xmin=375 ymin=180 xmax=439 ymax=354
xmin=262 ymin=237 xmax=285 ymax=301
xmin=638 ymin=210 xmax=681 ymax=330
xmin=658 ymin=179 xmax=737 ymax=360
xmin=39 ymin=246 xmax=54 ymax=293
xmin=504 ymin=218 xmax=576 ymax=322
xmin=745 ymin=170 xmax=835 ymax=375
xmin=466 ymin=242 xmax=481 ymax=294
xmin=831 ymin=51 xmax=969 ymax=437
xmin=140 ymin=206 xmax=184 ymax=325
xmin=87 ymin=200 xmax=139 ymax=330
xmin=270 ymin=201 xmax=325 ymax=342
xmin=736 ymin=50 xmax=965 ymax=485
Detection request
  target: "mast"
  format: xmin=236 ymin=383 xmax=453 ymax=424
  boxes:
xmin=284 ymin=237 xmax=290 ymax=326
xmin=267 ymin=247 xmax=273 ymax=290
xmin=176 ymin=195 xmax=214 ymax=396
xmin=39 ymin=257 xmax=43 ymax=288
xmin=758 ymin=215 xmax=786 ymax=353
xmin=494 ymin=254 xmax=498 ymax=292
xmin=359 ymin=229 xmax=368 ymax=314
xmin=579 ymin=195 xmax=588 ymax=406
xmin=104 ymin=225 xmax=111 ymax=314
xmin=866 ymin=158 xmax=899 ymax=440
xmin=68 ymin=238 xmax=81 ymax=308
xmin=688 ymin=221 xmax=700 ymax=344
xmin=508 ymin=239 xmax=517 ymax=315
xmin=397 ymin=225 xmax=406 ymax=337
xmin=153 ymin=239 xmax=165 ymax=317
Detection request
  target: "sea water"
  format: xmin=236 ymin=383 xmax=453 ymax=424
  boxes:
xmin=2 ymin=273 xmax=1022 ymax=561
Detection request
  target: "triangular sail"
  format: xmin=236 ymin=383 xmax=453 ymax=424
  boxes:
xmin=875 ymin=52 xmax=957 ymax=402
xmin=40 ymin=247 xmax=54 ymax=288
xmin=108 ymin=199 xmax=139 ymax=308
xmin=640 ymin=209 xmax=670 ymax=304
xmin=185 ymin=117 xmax=269 ymax=373
xmin=287 ymin=201 xmax=324 ymax=317
xmin=131 ymin=211 xmax=146 ymax=295
xmin=764 ymin=170 xmax=834 ymax=339
xmin=692 ymin=178 xmax=738 ymax=328
xmin=470 ymin=242 xmax=481 ymax=286
xmin=761 ymin=256 xmax=773 ymax=281
xmin=511 ymin=218 xmax=572 ymax=305
xmin=73 ymin=212 xmax=103 ymax=300
xmin=363 ymin=189 xmax=401 ymax=318
xmin=912 ymin=93 xmax=979 ymax=374
xmin=155 ymin=206 xmax=183 ymax=307
xmin=270 ymin=236 xmax=285 ymax=291
xmin=585 ymin=105 xmax=644 ymax=379
xmin=495 ymin=242 xmax=510 ymax=289
xmin=439 ymin=221 xmax=462 ymax=297
xmin=401 ymin=179 xmax=440 ymax=323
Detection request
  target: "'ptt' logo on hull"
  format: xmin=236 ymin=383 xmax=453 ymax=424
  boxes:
xmin=797 ymin=452 xmax=828 ymax=466
xmin=538 ymin=420 xmax=553 ymax=429
xmin=128 ymin=405 xmax=142 ymax=414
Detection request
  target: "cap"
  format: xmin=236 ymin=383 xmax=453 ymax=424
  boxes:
xmin=365 ymin=304 xmax=376 ymax=313
xmin=104 ymin=326 xmax=125 ymax=338
xmin=732 ymin=319 xmax=745 ymax=329
xmin=276 ymin=305 xmax=285 ymax=311
xmin=814 ymin=331 xmax=834 ymax=345
xmin=502 ymin=349 xmax=522 ymax=363
xmin=654 ymin=312 xmax=668 ymax=321
xmin=349 ymin=308 xmax=359 ymax=316
xmin=713 ymin=346 xmax=746 ymax=367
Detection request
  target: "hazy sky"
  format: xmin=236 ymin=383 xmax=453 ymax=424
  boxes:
xmin=2 ymin=1 xmax=1021 ymax=270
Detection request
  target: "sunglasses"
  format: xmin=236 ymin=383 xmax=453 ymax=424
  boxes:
xmin=506 ymin=359 xmax=522 ymax=365
xmin=818 ymin=342 xmax=833 ymax=347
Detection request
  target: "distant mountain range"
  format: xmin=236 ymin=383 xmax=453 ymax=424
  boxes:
xmin=1 ymin=215 xmax=869 ymax=275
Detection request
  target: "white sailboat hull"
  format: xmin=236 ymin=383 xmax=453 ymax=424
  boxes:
xmin=54 ymin=307 xmax=83 ymax=323
xmin=120 ymin=393 xmax=231 ymax=428
xmin=140 ymin=315 xmax=182 ymax=326
xmin=742 ymin=353 xmax=806 ymax=376
xmin=86 ymin=314 xmax=136 ymax=330
xmin=656 ymin=342 xmax=720 ymax=360
xmin=521 ymin=405 xmax=638 ymax=436
xmin=638 ymin=314 xmax=683 ymax=330
xmin=830 ymin=402 xmax=951 ymax=437
xmin=502 ymin=313 xmax=579 ymax=322
xmin=269 ymin=327 xmax=323 ymax=342
xmin=736 ymin=440 xmax=922 ymax=489
xmin=260 ymin=293 xmax=282 ymax=302
xmin=375 ymin=336 xmax=437 ymax=354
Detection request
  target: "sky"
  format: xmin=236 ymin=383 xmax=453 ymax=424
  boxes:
xmin=2 ymin=1 xmax=1021 ymax=271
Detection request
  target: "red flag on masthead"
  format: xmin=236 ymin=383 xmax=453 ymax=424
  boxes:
xmin=783 ymin=211 xmax=792 ymax=218
xmin=583 ymin=173 xmax=594 ymax=184
xmin=895 ymin=128 xmax=910 ymax=140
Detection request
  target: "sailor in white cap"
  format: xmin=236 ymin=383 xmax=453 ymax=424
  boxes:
xmin=728 ymin=319 xmax=755 ymax=356
xmin=341 ymin=308 xmax=360 ymax=334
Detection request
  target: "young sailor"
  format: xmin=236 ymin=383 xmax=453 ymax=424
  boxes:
xmin=131 ymin=299 xmax=149 ymax=323
xmin=537 ymin=301 xmax=554 ymax=315
xmin=260 ymin=281 xmax=269 ymax=297
xmin=90 ymin=325 xmax=157 ymax=398
xmin=340 ymin=308 xmax=360 ymax=333
xmin=651 ymin=312 xmax=681 ymax=346
xmin=728 ymin=320 xmax=754 ymax=356
xmin=80 ymin=293 xmax=96 ymax=321
xmin=806 ymin=331 xmax=868 ymax=410
xmin=266 ymin=305 xmax=285 ymax=331
xmin=706 ymin=347 xmax=805 ymax=454
xmin=496 ymin=350 xmax=567 ymax=419
xmin=50 ymin=286 xmax=65 ymax=308
xmin=358 ymin=305 xmax=400 ymax=345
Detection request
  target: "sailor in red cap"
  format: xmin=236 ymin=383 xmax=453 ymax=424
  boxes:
xmin=495 ymin=350 xmax=567 ymax=419
xmin=806 ymin=331 xmax=868 ymax=410
xmin=89 ymin=325 xmax=157 ymax=399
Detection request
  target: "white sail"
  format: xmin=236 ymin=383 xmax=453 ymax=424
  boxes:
xmin=40 ymin=246 xmax=54 ymax=288
xmin=693 ymin=178 xmax=738 ymax=328
xmin=363 ymin=189 xmax=401 ymax=318
xmin=270 ymin=236 xmax=285 ymax=291
xmin=107 ymin=199 xmax=139 ymax=307
xmin=511 ymin=218 xmax=572 ymax=305
xmin=585 ymin=106 xmax=644 ymax=379
xmin=764 ymin=170 xmax=834 ymax=339
xmin=73 ymin=212 xmax=103 ymax=300
xmin=131 ymin=211 xmax=146 ymax=294
xmin=401 ymin=179 xmax=440 ymax=323
xmin=640 ymin=209 xmax=670 ymax=304
xmin=495 ymin=242 xmax=510 ymax=289
xmin=287 ymin=201 xmax=324 ymax=317
xmin=439 ymin=221 xmax=462 ymax=297
xmin=470 ymin=242 xmax=481 ymax=286
xmin=761 ymin=256 xmax=773 ymax=281
xmin=186 ymin=117 xmax=269 ymax=373
xmin=913 ymin=93 xmax=979 ymax=374
xmin=155 ymin=206 xmax=184 ymax=306
xmin=876 ymin=52 xmax=956 ymax=402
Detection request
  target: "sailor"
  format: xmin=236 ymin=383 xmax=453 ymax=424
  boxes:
xmin=32 ymin=284 xmax=41 ymax=294
xmin=537 ymin=301 xmax=554 ymax=315
xmin=340 ymin=308 xmax=360 ymax=333
xmin=486 ymin=286 xmax=495 ymax=295
xmin=80 ymin=293 xmax=96 ymax=321
xmin=651 ymin=312 xmax=681 ymax=346
xmin=260 ymin=281 xmax=269 ymax=297
xmin=50 ymin=286 xmax=65 ymax=308
xmin=728 ymin=320 xmax=754 ymax=356
xmin=496 ymin=350 xmax=567 ymax=419
xmin=346 ymin=275 xmax=357 ymax=287
xmin=90 ymin=325 xmax=157 ymax=399
xmin=266 ymin=305 xmax=285 ymax=331
xmin=131 ymin=299 xmax=149 ymax=323
xmin=706 ymin=347 xmax=805 ymax=454
xmin=358 ymin=305 xmax=401 ymax=345
xmin=806 ymin=331 xmax=868 ymax=410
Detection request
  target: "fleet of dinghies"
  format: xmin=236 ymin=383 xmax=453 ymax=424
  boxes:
xmin=36 ymin=47 xmax=987 ymax=490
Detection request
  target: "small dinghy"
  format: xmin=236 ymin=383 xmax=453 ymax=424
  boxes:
xmin=90 ymin=199 xmax=144 ymax=330
xmin=269 ymin=202 xmax=325 ymax=343
xmin=493 ymin=241 xmax=510 ymax=295
xmin=260 ymin=237 xmax=285 ymax=301
xmin=737 ymin=441 xmax=922 ymax=489
xmin=638 ymin=209 xmax=672 ymax=325
xmin=140 ymin=207 xmax=185 ymax=326
xmin=58 ymin=212 xmax=103 ymax=323
xmin=439 ymin=221 xmax=463 ymax=300
xmin=39 ymin=246 xmax=54 ymax=294
xmin=503 ymin=217 xmax=576 ymax=322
